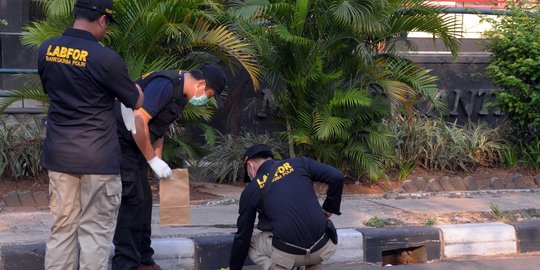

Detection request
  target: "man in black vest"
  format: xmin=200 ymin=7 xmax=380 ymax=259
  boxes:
xmin=112 ymin=64 xmax=226 ymax=270
xmin=228 ymin=144 xmax=344 ymax=270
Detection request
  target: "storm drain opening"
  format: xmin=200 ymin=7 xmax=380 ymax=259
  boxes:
xmin=381 ymin=246 xmax=427 ymax=266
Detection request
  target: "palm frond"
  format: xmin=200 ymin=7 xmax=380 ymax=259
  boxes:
xmin=197 ymin=122 xmax=218 ymax=146
xmin=36 ymin=0 xmax=75 ymax=17
xmin=328 ymin=0 xmax=375 ymax=29
xmin=329 ymin=89 xmax=372 ymax=109
xmin=191 ymin=18 xmax=260 ymax=89
xmin=279 ymin=23 xmax=314 ymax=45
xmin=291 ymin=0 xmax=311 ymax=35
xmin=21 ymin=18 xmax=70 ymax=49
xmin=125 ymin=55 xmax=180 ymax=80
xmin=180 ymin=103 xmax=215 ymax=122
xmin=0 ymin=75 xmax=48 ymax=113
xmin=313 ymin=112 xmax=352 ymax=141
xmin=228 ymin=0 xmax=272 ymax=21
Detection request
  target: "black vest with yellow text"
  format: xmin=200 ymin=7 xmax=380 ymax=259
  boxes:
xmin=136 ymin=70 xmax=186 ymax=142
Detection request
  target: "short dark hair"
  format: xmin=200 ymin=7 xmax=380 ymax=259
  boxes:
xmin=73 ymin=6 xmax=103 ymax=22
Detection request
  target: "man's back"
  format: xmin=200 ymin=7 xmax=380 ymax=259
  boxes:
xmin=38 ymin=28 xmax=139 ymax=174
xmin=245 ymin=157 xmax=343 ymax=248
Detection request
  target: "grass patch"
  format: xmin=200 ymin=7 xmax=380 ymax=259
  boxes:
xmin=366 ymin=216 xmax=389 ymax=228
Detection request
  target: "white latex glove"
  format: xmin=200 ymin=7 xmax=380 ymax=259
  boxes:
xmin=147 ymin=156 xmax=172 ymax=180
xmin=120 ymin=103 xmax=136 ymax=135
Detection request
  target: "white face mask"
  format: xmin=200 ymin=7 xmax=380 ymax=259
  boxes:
xmin=188 ymin=85 xmax=209 ymax=106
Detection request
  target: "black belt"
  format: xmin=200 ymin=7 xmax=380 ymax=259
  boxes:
xmin=272 ymin=233 xmax=330 ymax=255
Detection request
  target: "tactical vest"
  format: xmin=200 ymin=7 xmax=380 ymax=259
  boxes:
xmin=136 ymin=70 xmax=186 ymax=143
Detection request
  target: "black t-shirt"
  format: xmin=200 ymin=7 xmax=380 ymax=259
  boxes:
xmin=229 ymin=157 xmax=344 ymax=270
xmin=38 ymin=28 xmax=139 ymax=174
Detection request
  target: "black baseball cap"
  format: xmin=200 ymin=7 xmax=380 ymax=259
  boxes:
xmin=75 ymin=0 xmax=116 ymax=23
xmin=199 ymin=64 xmax=227 ymax=108
xmin=242 ymin=144 xmax=274 ymax=182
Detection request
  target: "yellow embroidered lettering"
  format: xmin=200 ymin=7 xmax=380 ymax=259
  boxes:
xmin=79 ymin=50 xmax=88 ymax=62
xmin=46 ymin=45 xmax=54 ymax=56
xmin=52 ymin=46 xmax=60 ymax=57
xmin=257 ymin=175 xmax=268 ymax=189
xmin=66 ymin=48 xmax=74 ymax=59
xmin=283 ymin=163 xmax=292 ymax=171
xmin=59 ymin=47 xmax=68 ymax=58
xmin=72 ymin=50 xmax=81 ymax=60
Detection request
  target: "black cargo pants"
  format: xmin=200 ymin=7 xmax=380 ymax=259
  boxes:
xmin=112 ymin=126 xmax=156 ymax=270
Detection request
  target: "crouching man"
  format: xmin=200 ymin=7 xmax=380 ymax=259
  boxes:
xmin=228 ymin=144 xmax=344 ymax=270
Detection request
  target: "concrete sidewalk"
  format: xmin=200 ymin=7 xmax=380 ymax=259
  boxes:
xmin=1 ymin=184 xmax=540 ymax=269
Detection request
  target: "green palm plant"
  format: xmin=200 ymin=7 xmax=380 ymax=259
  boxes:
xmin=21 ymin=0 xmax=259 ymax=84
xmin=5 ymin=0 xmax=261 ymax=164
xmin=229 ymin=0 xmax=460 ymax=179
xmin=192 ymin=131 xmax=285 ymax=183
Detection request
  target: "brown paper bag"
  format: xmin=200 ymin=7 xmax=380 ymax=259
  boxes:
xmin=159 ymin=168 xmax=190 ymax=225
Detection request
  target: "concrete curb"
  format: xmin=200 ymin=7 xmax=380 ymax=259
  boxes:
xmin=1 ymin=221 xmax=539 ymax=270
xmin=357 ymin=226 xmax=441 ymax=264
xmin=437 ymin=222 xmax=517 ymax=258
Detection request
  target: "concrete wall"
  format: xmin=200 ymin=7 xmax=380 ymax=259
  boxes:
xmin=403 ymin=38 xmax=502 ymax=126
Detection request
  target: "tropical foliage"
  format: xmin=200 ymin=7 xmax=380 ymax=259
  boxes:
xmin=228 ymin=0 xmax=460 ymax=179
xmin=191 ymin=131 xmax=285 ymax=183
xmin=0 ymin=118 xmax=45 ymax=180
xmin=22 ymin=0 xmax=259 ymax=82
xmin=2 ymin=0 xmax=467 ymax=181
xmin=483 ymin=1 xmax=540 ymax=136
xmin=388 ymin=116 xmax=505 ymax=171
xmin=4 ymin=0 xmax=261 ymax=165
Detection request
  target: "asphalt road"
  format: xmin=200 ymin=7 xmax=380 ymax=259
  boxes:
xmin=240 ymin=254 xmax=540 ymax=270
xmin=320 ymin=255 xmax=540 ymax=270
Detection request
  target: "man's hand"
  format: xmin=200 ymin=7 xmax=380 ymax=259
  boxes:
xmin=120 ymin=103 xmax=136 ymax=134
xmin=147 ymin=156 xmax=172 ymax=179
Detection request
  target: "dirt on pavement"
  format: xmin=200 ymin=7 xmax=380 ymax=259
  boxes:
xmin=1 ymin=167 xmax=539 ymax=227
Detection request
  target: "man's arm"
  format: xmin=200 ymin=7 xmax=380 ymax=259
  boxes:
xmin=229 ymin=189 xmax=257 ymax=270
xmin=152 ymin=137 xmax=164 ymax=158
xmin=134 ymin=84 xmax=144 ymax=109
xmin=132 ymin=109 xmax=157 ymax=160
xmin=304 ymin=157 xmax=344 ymax=215
xmin=132 ymin=109 xmax=172 ymax=179
xmin=105 ymin=55 xmax=143 ymax=109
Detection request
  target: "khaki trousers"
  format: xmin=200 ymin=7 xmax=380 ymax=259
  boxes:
xmin=249 ymin=231 xmax=337 ymax=270
xmin=45 ymin=171 xmax=121 ymax=270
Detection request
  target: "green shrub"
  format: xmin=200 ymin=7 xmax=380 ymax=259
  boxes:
xmin=190 ymin=132 xmax=286 ymax=184
xmin=483 ymin=3 xmax=540 ymax=135
xmin=388 ymin=116 xmax=504 ymax=171
xmin=398 ymin=160 xmax=415 ymax=181
xmin=490 ymin=203 xmax=505 ymax=219
xmin=366 ymin=216 xmax=388 ymax=228
xmin=498 ymin=144 xmax=519 ymax=169
xmin=519 ymin=137 xmax=540 ymax=170
xmin=425 ymin=218 xmax=437 ymax=226
xmin=0 ymin=118 xmax=45 ymax=180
